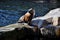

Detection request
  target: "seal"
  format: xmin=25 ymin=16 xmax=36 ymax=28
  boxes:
xmin=18 ymin=8 xmax=35 ymax=25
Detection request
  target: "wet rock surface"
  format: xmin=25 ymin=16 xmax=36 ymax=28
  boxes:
xmin=0 ymin=27 xmax=40 ymax=40
xmin=0 ymin=27 xmax=60 ymax=40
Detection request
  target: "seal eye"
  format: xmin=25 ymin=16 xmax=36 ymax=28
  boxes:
xmin=29 ymin=9 xmax=33 ymax=14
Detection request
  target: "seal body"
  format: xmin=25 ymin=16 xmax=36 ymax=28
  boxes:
xmin=18 ymin=8 xmax=35 ymax=25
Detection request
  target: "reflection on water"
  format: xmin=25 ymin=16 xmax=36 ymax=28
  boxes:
xmin=0 ymin=1 xmax=57 ymax=26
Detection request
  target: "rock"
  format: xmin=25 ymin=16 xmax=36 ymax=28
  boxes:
xmin=32 ymin=8 xmax=60 ymax=28
xmin=0 ymin=23 xmax=40 ymax=40
xmin=0 ymin=27 xmax=33 ymax=40
xmin=0 ymin=23 xmax=34 ymax=32
xmin=55 ymin=28 xmax=60 ymax=37
xmin=52 ymin=17 xmax=60 ymax=26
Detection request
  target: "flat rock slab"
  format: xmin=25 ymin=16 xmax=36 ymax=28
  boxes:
xmin=0 ymin=23 xmax=33 ymax=32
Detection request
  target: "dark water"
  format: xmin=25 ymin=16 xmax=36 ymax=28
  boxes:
xmin=0 ymin=1 xmax=57 ymax=26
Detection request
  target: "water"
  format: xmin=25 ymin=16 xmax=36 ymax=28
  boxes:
xmin=0 ymin=1 xmax=57 ymax=26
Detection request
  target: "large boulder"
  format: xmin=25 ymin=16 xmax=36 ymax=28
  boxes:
xmin=0 ymin=23 xmax=40 ymax=40
xmin=0 ymin=27 xmax=34 ymax=40
xmin=32 ymin=8 xmax=60 ymax=28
